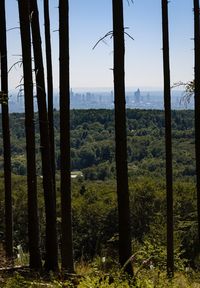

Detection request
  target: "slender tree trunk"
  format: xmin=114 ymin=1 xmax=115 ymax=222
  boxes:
xmin=193 ymin=0 xmax=200 ymax=246
xmin=59 ymin=0 xmax=74 ymax=272
xmin=43 ymin=0 xmax=56 ymax=197
xmin=30 ymin=0 xmax=58 ymax=271
xmin=0 ymin=0 xmax=13 ymax=260
xmin=161 ymin=0 xmax=174 ymax=277
xmin=18 ymin=0 xmax=42 ymax=270
xmin=112 ymin=0 xmax=132 ymax=275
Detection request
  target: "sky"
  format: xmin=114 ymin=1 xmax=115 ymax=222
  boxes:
xmin=4 ymin=0 xmax=194 ymax=93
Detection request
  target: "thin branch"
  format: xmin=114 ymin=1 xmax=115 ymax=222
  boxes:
xmin=124 ymin=32 xmax=134 ymax=41
xmin=93 ymin=28 xmax=134 ymax=50
xmin=7 ymin=27 xmax=20 ymax=32
xmin=171 ymin=81 xmax=187 ymax=89
xmin=93 ymin=31 xmax=113 ymax=50
xmin=15 ymin=83 xmax=24 ymax=90
xmin=19 ymin=75 xmax=24 ymax=84
xmin=8 ymin=61 xmax=22 ymax=74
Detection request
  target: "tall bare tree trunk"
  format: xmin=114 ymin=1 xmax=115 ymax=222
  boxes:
xmin=30 ymin=0 xmax=58 ymax=271
xmin=59 ymin=0 xmax=74 ymax=272
xmin=193 ymin=0 xmax=200 ymax=247
xmin=112 ymin=0 xmax=132 ymax=275
xmin=43 ymin=0 xmax=56 ymax=198
xmin=161 ymin=0 xmax=174 ymax=277
xmin=18 ymin=0 xmax=42 ymax=270
xmin=0 ymin=0 xmax=13 ymax=260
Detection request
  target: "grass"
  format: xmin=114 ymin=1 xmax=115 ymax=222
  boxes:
xmin=1 ymin=267 xmax=200 ymax=287
xmin=1 ymin=251 xmax=200 ymax=287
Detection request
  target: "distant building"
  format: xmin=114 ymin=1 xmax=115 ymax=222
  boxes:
xmin=134 ymin=88 xmax=141 ymax=103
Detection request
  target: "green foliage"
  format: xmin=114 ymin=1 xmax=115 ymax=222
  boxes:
xmin=4 ymin=273 xmax=28 ymax=288
xmin=0 ymin=109 xmax=195 ymax=179
xmin=77 ymin=274 xmax=132 ymax=288
xmin=2 ymin=268 xmax=200 ymax=288
xmin=0 ymin=109 xmax=199 ymax=272
xmin=0 ymin=174 xmax=198 ymax=266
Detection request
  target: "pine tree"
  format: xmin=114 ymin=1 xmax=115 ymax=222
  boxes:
xmin=18 ymin=0 xmax=42 ymax=270
xmin=59 ymin=0 xmax=74 ymax=272
xmin=0 ymin=0 xmax=13 ymax=260
xmin=30 ymin=0 xmax=58 ymax=271
xmin=193 ymin=0 xmax=200 ymax=247
xmin=43 ymin=0 xmax=56 ymax=198
xmin=112 ymin=0 xmax=132 ymax=275
xmin=161 ymin=0 xmax=174 ymax=277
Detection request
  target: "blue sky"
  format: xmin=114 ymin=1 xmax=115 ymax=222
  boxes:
xmin=5 ymin=0 xmax=194 ymax=92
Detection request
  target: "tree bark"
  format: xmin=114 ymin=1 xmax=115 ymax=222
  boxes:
xmin=112 ymin=0 xmax=132 ymax=275
xmin=59 ymin=0 xmax=74 ymax=272
xmin=0 ymin=0 xmax=13 ymax=260
xmin=43 ymin=0 xmax=56 ymax=199
xmin=30 ymin=0 xmax=58 ymax=271
xmin=161 ymin=0 xmax=174 ymax=277
xmin=18 ymin=0 xmax=42 ymax=270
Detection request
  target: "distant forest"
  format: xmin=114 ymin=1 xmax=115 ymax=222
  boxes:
xmin=0 ymin=109 xmax=195 ymax=180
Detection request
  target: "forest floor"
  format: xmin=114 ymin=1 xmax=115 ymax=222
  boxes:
xmin=1 ymin=263 xmax=200 ymax=287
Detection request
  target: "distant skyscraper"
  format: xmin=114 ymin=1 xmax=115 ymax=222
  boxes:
xmin=134 ymin=88 xmax=141 ymax=103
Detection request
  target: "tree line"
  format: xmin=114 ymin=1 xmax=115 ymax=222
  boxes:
xmin=0 ymin=0 xmax=200 ymax=278
xmin=0 ymin=109 xmax=195 ymax=180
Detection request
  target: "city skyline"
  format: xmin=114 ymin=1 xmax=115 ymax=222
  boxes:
xmin=4 ymin=0 xmax=194 ymax=93
xmin=8 ymin=88 xmax=194 ymax=112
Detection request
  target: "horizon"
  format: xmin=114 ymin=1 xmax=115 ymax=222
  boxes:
xmin=4 ymin=89 xmax=194 ymax=113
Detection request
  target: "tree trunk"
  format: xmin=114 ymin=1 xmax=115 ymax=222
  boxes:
xmin=30 ymin=0 xmax=58 ymax=271
xmin=0 ymin=0 xmax=13 ymax=260
xmin=193 ymin=0 xmax=200 ymax=247
xmin=59 ymin=0 xmax=74 ymax=272
xmin=18 ymin=0 xmax=42 ymax=270
xmin=43 ymin=0 xmax=56 ymax=198
xmin=161 ymin=0 xmax=174 ymax=277
xmin=112 ymin=0 xmax=132 ymax=275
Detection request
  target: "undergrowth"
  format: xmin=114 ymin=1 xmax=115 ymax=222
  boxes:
xmin=1 ymin=266 xmax=200 ymax=287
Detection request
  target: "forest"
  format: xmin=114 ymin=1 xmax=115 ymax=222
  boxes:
xmin=0 ymin=109 xmax=200 ymax=286
xmin=0 ymin=109 xmax=196 ymax=180
xmin=1 ymin=0 xmax=200 ymax=287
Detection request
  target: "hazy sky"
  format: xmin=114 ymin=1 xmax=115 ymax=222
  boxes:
xmin=5 ymin=0 xmax=194 ymax=92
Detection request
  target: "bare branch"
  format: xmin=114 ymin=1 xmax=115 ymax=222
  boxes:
xmin=93 ymin=31 xmax=113 ymax=50
xmin=124 ymin=32 xmax=134 ymax=41
xmin=93 ymin=27 xmax=134 ymax=50
xmin=7 ymin=27 xmax=20 ymax=32
xmin=8 ymin=60 xmax=22 ymax=74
